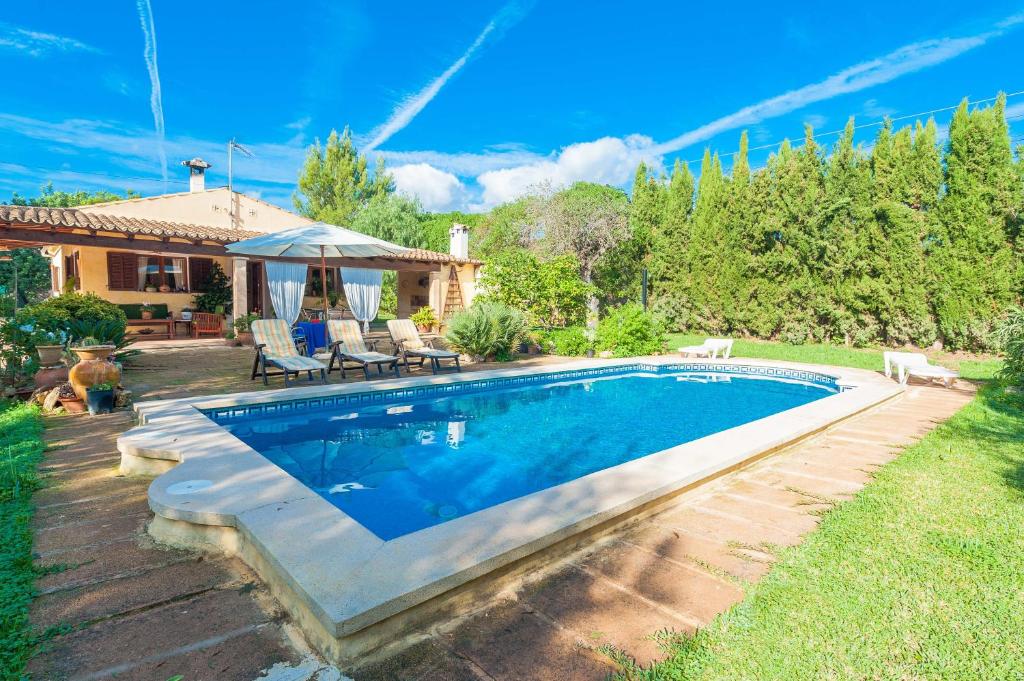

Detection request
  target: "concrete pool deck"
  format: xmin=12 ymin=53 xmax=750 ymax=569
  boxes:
xmin=27 ymin=346 xmax=976 ymax=679
xmin=117 ymin=357 xmax=907 ymax=668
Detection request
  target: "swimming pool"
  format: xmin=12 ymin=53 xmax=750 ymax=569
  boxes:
xmin=120 ymin=357 xmax=896 ymax=666
xmin=218 ymin=367 xmax=837 ymax=540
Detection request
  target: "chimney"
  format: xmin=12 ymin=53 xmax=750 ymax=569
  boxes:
xmin=449 ymin=223 xmax=469 ymax=260
xmin=181 ymin=157 xmax=211 ymax=193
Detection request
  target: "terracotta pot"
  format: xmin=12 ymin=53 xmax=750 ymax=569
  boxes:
xmin=34 ymin=365 xmax=69 ymax=391
xmin=236 ymin=331 xmax=253 ymax=347
xmin=141 ymin=310 xmax=154 ymax=320
xmin=158 ymin=284 xmax=171 ymax=293
xmin=36 ymin=344 xmax=65 ymax=366
xmin=60 ymin=397 xmax=86 ymax=414
xmin=417 ymin=324 xmax=432 ymax=333
xmin=69 ymin=346 xmax=120 ymax=400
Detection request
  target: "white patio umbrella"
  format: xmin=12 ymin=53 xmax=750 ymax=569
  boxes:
xmin=226 ymin=222 xmax=409 ymax=319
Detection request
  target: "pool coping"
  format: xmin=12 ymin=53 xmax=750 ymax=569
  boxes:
xmin=117 ymin=356 xmax=901 ymax=663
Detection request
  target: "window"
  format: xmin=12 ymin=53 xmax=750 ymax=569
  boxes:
xmin=107 ymin=251 xmax=210 ymax=292
xmin=189 ymin=258 xmax=214 ymax=292
xmin=135 ymin=255 xmax=187 ymax=292
xmin=107 ymin=252 xmax=139 ymax=291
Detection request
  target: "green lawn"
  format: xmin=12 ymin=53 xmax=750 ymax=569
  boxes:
xmin=0 ymin=401 xmax=45 ymax=681
xmin=667 ymin=333 xmax=1002 ymax=381
xmin=622 ymin=345 xmax=1023 ymax=679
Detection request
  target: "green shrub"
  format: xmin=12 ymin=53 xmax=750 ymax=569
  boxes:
xmin=996 ymin=306 xmax=1024 ymax=385
xmin=596 ymin=303 xmax=666 ymax=357
xmin=478 ymin=250 xmax=593 ymax=327
xmin=446 ymin=302 xmax=528 ymax=361
xmin=16 ymin=292 xmax=126 ymax=334
xmin=539 ymin=326 xmax=591 ymax=356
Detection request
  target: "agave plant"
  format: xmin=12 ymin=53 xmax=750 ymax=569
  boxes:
xmin=445 ymin=302 xmax=528 ymax=362
xmin=66 ymin=319 xmax=137 ymax=360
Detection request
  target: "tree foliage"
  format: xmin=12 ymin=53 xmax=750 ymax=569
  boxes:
xmin=636 ymin=94 xmax=1023 ymax=351
xmin=293 ymin=127 xmax=393 ymax=224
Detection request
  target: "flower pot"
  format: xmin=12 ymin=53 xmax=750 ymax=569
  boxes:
xmin=417 ymin=324 xmax=431 ymax=333
xmin=145 ymin=286 xmax=157 ymax=293
xmin=69 ymin=346 xmax=120 ymax=400
xmin=141 ymin=310 xmax=154 ymax=320
xmin=86 ymin=388 xmax=115 ymax=415
xmin=36 ymin=344 xmax=65 ymax=366
xmin=180 ymin=311 xmax=193 ymax=321
xmin=158 ymin=284 xmax=171 ymax=293
xmin=34 ymin=365 xmax=69 ymax=391
xmin=60 ymin=397 xmax=86 ymax=414
xmin=236 ymin=331 xmax=253 ymax=346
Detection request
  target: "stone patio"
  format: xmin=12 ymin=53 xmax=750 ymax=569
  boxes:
xmin=28 ymin=345 xmax=975 ymax=680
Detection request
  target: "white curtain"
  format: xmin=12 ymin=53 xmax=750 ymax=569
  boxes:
xmin=265 ymin=261 xmax=308 ymax=325
xmin=340 ymin=268 xmax=383 ymax=332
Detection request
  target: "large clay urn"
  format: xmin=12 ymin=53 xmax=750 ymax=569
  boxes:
xmin=69 ymin=345 xmax=120 ymax=400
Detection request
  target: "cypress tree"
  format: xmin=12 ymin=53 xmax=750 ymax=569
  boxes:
xmin=686 ymin=150 xmax=732 ymax=332
xmin=931 ymin=95 xmax=1019 ymax=350
xmin=650 ymin=160 xmax=695 ymax=328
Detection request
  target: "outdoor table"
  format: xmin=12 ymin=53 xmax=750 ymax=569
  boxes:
xmin=294 ymin=321 xmax=328 ymax=356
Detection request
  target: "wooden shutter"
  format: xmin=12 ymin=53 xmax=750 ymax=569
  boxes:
xmin=106 ymin=252 xmax=138 ymax=290
xmin=188 ymin=257 xmax=214 ymax=292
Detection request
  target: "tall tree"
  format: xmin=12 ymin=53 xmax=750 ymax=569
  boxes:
xmin=650 ymin=159 xmax=694 ymax=327
xmin=931 ymin=95 xmax=1019 ymax=350
xmin=594 ymin=162 xmax=665 ymax=307
xmin=531 ymin=182 xmax=630 ymax=325
xmin=293 ymin=127 xmax=393 ymax=224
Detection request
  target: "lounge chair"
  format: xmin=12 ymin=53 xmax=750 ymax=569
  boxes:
xmin=387 ymin=319 xmax=461 ymax=374
xmin=250 ymin=319 xmax=328 ymax=387
xmin=884 ymin=351 xmax=958 ymax=388
xmin=678 ymin=338 xmax=734 ymax=359
xmin=321 ymin=320 xmax=401 ymax=379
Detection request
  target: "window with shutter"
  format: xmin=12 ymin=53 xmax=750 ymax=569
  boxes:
xmin=188 ymin=258 xmax=214 ymax=292
xmin=106 ymin=252 xmax=138 ymax=290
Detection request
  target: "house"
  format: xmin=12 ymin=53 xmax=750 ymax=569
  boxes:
xmin=0 ymin=158 xmax=481 ymax=331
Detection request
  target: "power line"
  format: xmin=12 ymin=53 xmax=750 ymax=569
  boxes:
xmin=670 ymin=89 xmax=1024 ymax=166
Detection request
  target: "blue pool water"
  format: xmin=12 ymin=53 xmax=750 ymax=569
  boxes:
xmin=217 ymin=368 xmax=836 ymax=540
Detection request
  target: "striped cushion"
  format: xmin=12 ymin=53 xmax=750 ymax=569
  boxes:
xmin=269 ymin=355 xmax=326 ymax=372
xmin=252 ymin=319 xmax=301 ymax=357
xmin=387 ymin=319 xmax=426 ymax=350
xmin=326 ymin=320 xmax=369 ymax=354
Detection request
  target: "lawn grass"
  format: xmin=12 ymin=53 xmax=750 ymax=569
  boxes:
xmin=666 ymin=333 xmax=1002 ymax=381
xmin=0 ymin=401 xmax=45 ymax=681
xmin=622 ymin=381 xmax=1024 ymax=680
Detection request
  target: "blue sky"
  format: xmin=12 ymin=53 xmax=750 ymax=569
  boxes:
xmin=2 ymin=1 xmax=1023 ymax=213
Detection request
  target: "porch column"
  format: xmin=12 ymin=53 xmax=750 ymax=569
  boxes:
xmin=231 ymin=257 xmax=248 ymax=321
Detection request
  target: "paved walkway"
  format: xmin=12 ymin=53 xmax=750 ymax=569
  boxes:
xmin=27 ymin=347 xmax=976 ymax=680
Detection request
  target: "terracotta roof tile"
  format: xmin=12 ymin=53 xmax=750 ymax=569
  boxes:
xmin=0 ymin=205 xmax=262 ymax=243
xmin=0 ymin=205 xmax=481 ymax=265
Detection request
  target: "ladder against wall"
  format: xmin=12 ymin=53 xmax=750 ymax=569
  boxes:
xmin=443 ymin=266 xmax=464 ymax=318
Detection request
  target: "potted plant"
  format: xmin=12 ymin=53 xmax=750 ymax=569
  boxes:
xmin=411 ymin=306 xmax=439 ymax=333
xmin=180 ymin=306 xmax=193 ymax=321
xmin=144 ymin=284 xmax=157 ymax=293
xmin=34 ymin=329 xmax=67 ymax=366
xmin=158 ymin=283 xmax=171 ymax=293
xmin=85 ymin=381 xmax=116 ymax=415
xmin=56 ymin=382 xmax=85 ymax=414
xmin=233 ymin=313 xmax=259 ymax=346
xmin=140 ymin=302 xmax=155 ymax=320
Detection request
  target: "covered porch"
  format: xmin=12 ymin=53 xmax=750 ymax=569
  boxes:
xmin=0 ymin=205 xmax=481 ymax=333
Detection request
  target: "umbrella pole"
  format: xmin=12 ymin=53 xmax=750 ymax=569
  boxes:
xmin=320 ymin=245 xmax=329 ymax=321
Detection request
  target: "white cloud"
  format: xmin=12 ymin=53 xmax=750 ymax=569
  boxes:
xmin=474 ymin=135 xmax=662 ymax=209
xmin=390 ymin=163 xmax=466 ymax=212
xmin=0 ymin=23 xmax=100 ymax=57
xmin=362 ymin=1 xmax=533 ymax=151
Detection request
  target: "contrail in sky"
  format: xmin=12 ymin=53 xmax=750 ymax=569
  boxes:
xmin=363 ymin=1 xmax=533 ymax=152
xmin=136 ymin=0 xmax=167 ymax=182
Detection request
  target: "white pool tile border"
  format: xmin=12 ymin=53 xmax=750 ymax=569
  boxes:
xmin=118 ymin=356 xmax=901 ymax=642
